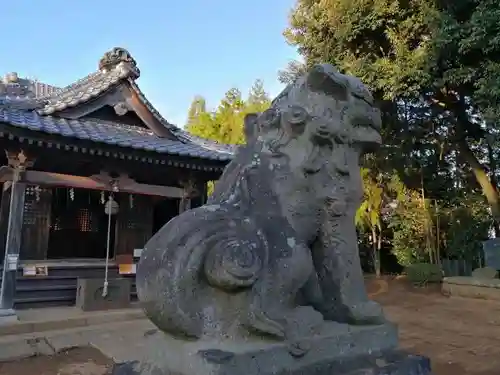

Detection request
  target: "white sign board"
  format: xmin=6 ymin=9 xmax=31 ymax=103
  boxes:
xmin=6 ymin=254 xmax=18 ymax=271
xmin=23 ymin=266 xmax=36 ymax=276
xmin=23 ymin=265 xmax=49 ymax=276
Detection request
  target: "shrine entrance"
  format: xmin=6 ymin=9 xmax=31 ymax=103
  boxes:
xmin=47 ymin=188 xmax=116 ymax=260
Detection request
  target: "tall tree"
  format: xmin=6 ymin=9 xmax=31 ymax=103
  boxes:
xmin=185 ymin=95 xmax=218 ymax=141
xmin=247 ymin=79 xmax=272 ymax=114
xmin=187 ymin=80 xmax=271 ymax=145
xmin=186 ymin=95 xmax=207 ymax=128
xmin=186 ymin=81 xmax=271 ymax=196
xmin=213 ymin=88 xmax=246 ymax=145
xmin=278 ymin=60 xmax=306 ymax=85
xmin=355 ymin=168 xmax=384 ymax=277
xmin=284 ymin=0 xmax=500 ymax=230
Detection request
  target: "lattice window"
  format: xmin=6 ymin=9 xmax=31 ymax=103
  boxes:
xmin=50 ymin=189 xmax=103 ymax=232
xmin=76 ymin=208 xmax=93 ymax=232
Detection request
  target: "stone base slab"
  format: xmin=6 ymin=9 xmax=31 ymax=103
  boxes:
xmin=0 ymin=309 xmax=18 ymax=326
xmin=442 ymin=276 xmax=500 ymax=301
xmin=111 ymin=350 xmax=432 ymax=375
xmin=109 ymin=322 xmax=410 ymax=375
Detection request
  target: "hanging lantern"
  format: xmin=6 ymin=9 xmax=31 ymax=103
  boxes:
xmin=104 ymin=196 xmax=119 ymax=215
xmin=69 ymin=188 xmax=75 ymax=201
xmin=100 ymin=191 xmax=105 ymax=204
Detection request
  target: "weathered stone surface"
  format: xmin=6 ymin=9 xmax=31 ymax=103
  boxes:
xmin=109 ymin=323 xmax=413 ymax=375
xmin=482 ymin=238 xmax=500 ymax=270
xmin=471 ymin=267 xmax=498 ymax=279
xmin=131 ymin=64 xmax=429 ymax=374
xmin=112 ymin=352 xmax=431 ymax=375
xmin=443 ymin=276 xmax=500 ymax=288
xmin=442 ymin=276 xmax=500 ymax=301
xmin=137 ymin=64 xmax=385 ymax=341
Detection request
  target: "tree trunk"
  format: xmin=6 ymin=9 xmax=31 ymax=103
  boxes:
xmin=456 ymin=139 xmax=500 ymax=234
xmin=487 ymin=142 xmax=500 ymax=236
xmin=372 ymin=228 xmax=381 ymax=278
xmin=376 ymin=231 xmax=382 ymax=277
xmin=450 ymin=95 xmax=500 ymax=235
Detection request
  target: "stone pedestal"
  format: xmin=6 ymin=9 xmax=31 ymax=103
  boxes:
xmin=110 ymin=322 xmax=431 ymax=375
xmin=76 ymin=278 xmax=131 ymax=311
xmin=0 ymin=308 xmax=18 ymax=325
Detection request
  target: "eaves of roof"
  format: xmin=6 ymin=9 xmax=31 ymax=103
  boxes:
xmin=0 ymin=107 xmax=234 ymax=162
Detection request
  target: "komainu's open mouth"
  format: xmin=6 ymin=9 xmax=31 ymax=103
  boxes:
xmin=350 ymin=107 xmax=382 ymax=152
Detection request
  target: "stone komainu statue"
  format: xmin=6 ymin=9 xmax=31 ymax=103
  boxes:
xmin=136 ymin=64 xmax=385 ymax=342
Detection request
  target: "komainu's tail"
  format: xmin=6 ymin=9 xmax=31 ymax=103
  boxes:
xmin=136 ymin=205 xmax=267 ymax=339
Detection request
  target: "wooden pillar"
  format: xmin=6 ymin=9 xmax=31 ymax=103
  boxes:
xmin=0 ymin=185 xmax=12 ymax=267
xmin=178 ymin=179 xmax=194 ymax=214
xmin=0 ymin=151 xmax=34 ymax=321
xmin=190 ymin=181 xmax=207 ymax=209
xmin=178 ymin=178 xmax=207 ymax=213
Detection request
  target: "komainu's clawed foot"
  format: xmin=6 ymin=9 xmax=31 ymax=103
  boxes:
xmin=345 ymin=300 xmax=386 ymax=325
xmin=246 ymin=307 xmax=286 ymax=339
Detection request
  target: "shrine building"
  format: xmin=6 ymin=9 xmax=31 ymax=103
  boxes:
xmin=0 ymin=47 xmax=233 ymax=311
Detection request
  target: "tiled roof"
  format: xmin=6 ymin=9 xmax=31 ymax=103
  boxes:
xmin=0 ymin=47 xmax=235 ymax=162
xmin=37 ymin=66 xmax=132 ymax=115
xmin=0 ymin=107 xmax=233 ymax=161
xmin=0 ymin=97 xmax=40 ymax=110
xmin=0 ymin=74 xmax=60 ymax=100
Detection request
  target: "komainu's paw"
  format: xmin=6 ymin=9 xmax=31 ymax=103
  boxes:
xmin=246 ymin=307 xmax=286 ymax=339
xmin=346 ymin=300 xmax=386 ymax=325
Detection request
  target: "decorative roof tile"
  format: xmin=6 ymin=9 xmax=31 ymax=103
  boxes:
xmin=36 ymin=48 xmax=142 ymax=116
xmin=0 ymin=107 xmax=233 ymax=161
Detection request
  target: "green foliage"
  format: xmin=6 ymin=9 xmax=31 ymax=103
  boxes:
xmin=387 ymin=173 xmax=438 ymax=267
xmin=246 ymin=79 xmax=271 ymax=114
xmin=444 ymin=196 xmax=492 ymax=261
xmin=355 ymin=168 xmax=383 ymax=231
xmin=186 ymin=96 xmax=207 ymax=129
xmin=278 ymin=60 xmax=307 ymax=84
xmin=284 ymin=0 xmax=437 ymax=99
xmin=186 ymin=81 xmax=272 ymax=197
xmin=186 ymin=80 xmax=271 ymax=146
xmin=385 ymin=172 xmax=491 ymax=268
xmin=406 ymin=263 xmax=443 ymax=286
xmin=356 ymin=168 xmax=384 ymax=275
xmin=285 ymin=0 xmax=500 ymax=227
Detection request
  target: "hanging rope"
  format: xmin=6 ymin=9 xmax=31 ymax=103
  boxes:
xmin=102 ymin=193 xmax=114 ymax=298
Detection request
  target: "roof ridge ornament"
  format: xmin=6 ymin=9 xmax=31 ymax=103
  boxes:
xmin=98 ymin=47 xmax=140 ymax=79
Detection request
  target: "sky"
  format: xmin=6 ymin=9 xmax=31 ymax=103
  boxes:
xmin=1 ymin=0 xmax=299 ymax=127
